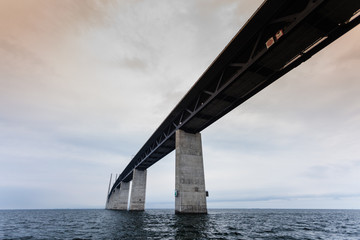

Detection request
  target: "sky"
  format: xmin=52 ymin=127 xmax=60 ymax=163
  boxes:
xmin=0 ymin=0 xmax=360 ymax=210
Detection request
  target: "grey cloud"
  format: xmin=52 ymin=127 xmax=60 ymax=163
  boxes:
xmin=0 ymin=39 xmax=50 ymax=77
xmin=0 ymin=0 xmax=116 ymax=33
xmin=118 ymin=57 xmax=148 ymax=70
xmin=303 ymin=160 xmax=360 ymax=179
xmin=209 ymin=193 xmax=360 ymax=203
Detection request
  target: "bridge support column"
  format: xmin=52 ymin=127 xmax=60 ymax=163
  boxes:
xmin=106 ymin=181 xmax=130 ymax=210
xmin=105 ymin=195 xmax=111 ymax=209
xmin=117 ymin=182 xmax=130 ymax=210
xmin=106 ymin=187 xmax=120 ymax=209
xmin=129 ymin=169 xmax=147 ymax=211
xmin=175 ymin=129 xmax=207 ymax=214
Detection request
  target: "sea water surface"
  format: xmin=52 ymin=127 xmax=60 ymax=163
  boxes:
xmin=1 ymin=209 xmax=360 ymax=240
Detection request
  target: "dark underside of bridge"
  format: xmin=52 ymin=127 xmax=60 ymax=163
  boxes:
xmin=110 ymin=0 xmax=360 ymax=193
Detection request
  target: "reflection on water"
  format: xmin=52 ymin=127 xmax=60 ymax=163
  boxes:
xmin=108 ymin=210 xmax=211 ymax=239
xmin=174 ymin=213 xmax=210 ymax=239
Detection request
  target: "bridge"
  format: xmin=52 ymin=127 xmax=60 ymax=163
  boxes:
xmin=106 ymin=0 xmax=360 ymax=213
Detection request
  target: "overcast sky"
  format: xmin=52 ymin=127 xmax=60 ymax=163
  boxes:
xmin=1 ymin=0 xmax=360 ymax=210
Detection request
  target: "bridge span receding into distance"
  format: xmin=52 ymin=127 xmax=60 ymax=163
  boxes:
xmin=106 ymin=0 xmax=360 ymax=213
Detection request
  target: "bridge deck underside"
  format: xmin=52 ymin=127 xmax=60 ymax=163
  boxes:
xmin=110 ymin=0 xmax=360 ymax=192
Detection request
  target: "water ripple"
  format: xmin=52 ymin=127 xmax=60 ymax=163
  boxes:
xmin=1 ymin=209 xmax=360 ymax=239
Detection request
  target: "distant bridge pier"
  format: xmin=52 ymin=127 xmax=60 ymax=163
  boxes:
xmin=106 ymin=187 xmax=119 ymax=209
xmin=106 ymin=181 xmax=130 ymax=210
xmin=129 ymin=169 xmax=147 ymax=211
xmin=117 ymin=182 xmax=130 ymax=210
xmin=175 ymin=130 xmax=207 ymax=214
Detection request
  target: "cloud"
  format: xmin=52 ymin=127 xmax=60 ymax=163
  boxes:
xmin=209 ymin=193 xmax=360 ymax=203
xmin=118 ymin=57 xmax=148 ymax=70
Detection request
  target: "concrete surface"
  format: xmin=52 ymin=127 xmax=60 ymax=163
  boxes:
xmin=175 ymin=129 xmax=207 ymax=214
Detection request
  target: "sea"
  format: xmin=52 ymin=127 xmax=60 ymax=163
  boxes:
xmin=0 ymin=209 xmax=359 ymax=240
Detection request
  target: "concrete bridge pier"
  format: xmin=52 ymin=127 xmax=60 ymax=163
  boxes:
xmin=129 ymin=169 xmax=147 ymax=211
xmin=117 ymin=182 xmax=130 ymax=210
xmin=106 ymin=181 xmax=130 ymax=210
xmin=106 ymin=187 xmax=119 ymax=209
xmin=105 ymin=191 xmax=113 ymax=209
xmin=175 ymin=129 xmax=207 ymax=214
